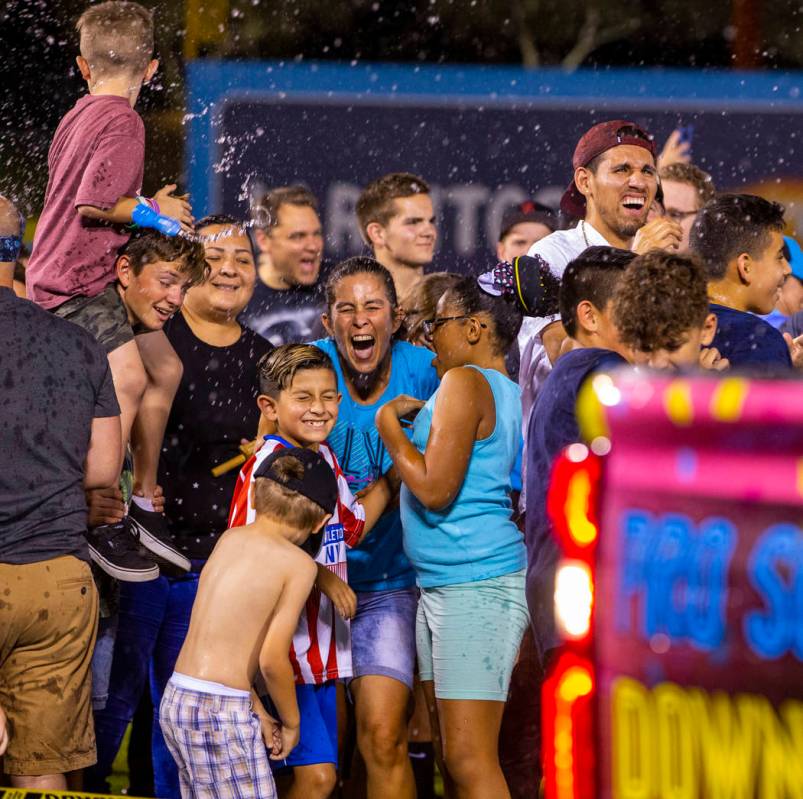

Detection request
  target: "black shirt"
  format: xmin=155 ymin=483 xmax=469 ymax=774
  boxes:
xmin=158 ymin=312 xmax=273 ymax=559
xmin=710 ymin=303 xmax=792 ymax=372
xmin=238 ymin=280 xmax=326 ymax=346
xmin=0 ymin=288 xmax=119 ymax=564
xmin=525 ymin=347 xmax=627 ymax=661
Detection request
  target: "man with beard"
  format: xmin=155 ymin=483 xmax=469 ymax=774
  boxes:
xmin=518 ymin=120 xmax=682 ymax=460
xmin=240 ymin=185 xmax=326 ymax=346
xmin=505 ymin=123 xmax=682 ymax=794
xmin=314 ymin=257 xmax=439 ymax=799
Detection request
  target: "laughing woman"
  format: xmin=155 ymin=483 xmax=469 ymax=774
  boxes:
xmin=376 ymin=275 xmax=529 ymax=799
xmin=314 ymin=256 xmax=439 ymax=799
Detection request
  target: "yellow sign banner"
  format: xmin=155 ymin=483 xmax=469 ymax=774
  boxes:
xmin=612 ymin=678 xmax=803 ymax=799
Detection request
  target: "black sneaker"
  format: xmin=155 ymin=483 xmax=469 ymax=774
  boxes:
xmin=128 ymin=503 xmax=191 ymax=574
xmin=86 ymin=520 xmax=160 ymax=582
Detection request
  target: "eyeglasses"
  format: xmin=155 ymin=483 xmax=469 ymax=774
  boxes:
xmin=422 ymin=315 xmax=487 ymax=339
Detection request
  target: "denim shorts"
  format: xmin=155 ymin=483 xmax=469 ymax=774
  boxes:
xmin=416 ymin=569 xmax=529 ymax=701
xmin=350 ymin=586 xmax=418 ymax=690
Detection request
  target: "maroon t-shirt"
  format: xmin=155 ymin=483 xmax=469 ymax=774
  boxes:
xmin=27 ymin=94 xmax=145 ymax=309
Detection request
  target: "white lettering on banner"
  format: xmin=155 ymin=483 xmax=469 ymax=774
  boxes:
xmin=325 ymin=182 xmax=363 ymax=255
xmin=445 ymin=185 xmax=490 ymax=255
xmin=324 ymin=181 xmax=534 ymax=261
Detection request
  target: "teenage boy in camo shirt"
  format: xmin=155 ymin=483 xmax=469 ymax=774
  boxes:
xmin=85 ymin=229 xmax=207 ymax=580
xmin=26 ymin=0 xmax=197 ymax=580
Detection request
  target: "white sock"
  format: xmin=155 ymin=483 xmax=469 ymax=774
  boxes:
xmin=131 ymin=495 xmax=156 ymax=513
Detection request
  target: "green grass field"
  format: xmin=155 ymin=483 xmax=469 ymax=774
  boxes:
xmin=105 ymin=724 xmax=445 ymax=798
xmin=107 ymin=724 xmax=134 ymax=796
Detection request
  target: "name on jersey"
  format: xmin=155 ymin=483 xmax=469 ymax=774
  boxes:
xmin=321 ymin=523 xmax=345 ymax=566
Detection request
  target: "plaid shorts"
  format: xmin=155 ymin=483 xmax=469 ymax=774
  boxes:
xmin=160 ymin=678 xmax=276 ymax=799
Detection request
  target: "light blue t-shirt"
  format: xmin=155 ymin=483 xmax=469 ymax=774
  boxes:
xmin=313 ymin=338 xmax=439 ymax=592
xmin=401 ymin=366 xmax=526 ymax=588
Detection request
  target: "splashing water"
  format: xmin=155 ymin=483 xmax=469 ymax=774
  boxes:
xmin=176 ymin=204 xmax=272 ymax=244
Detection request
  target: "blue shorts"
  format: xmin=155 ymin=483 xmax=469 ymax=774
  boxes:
xmin=350 ymin=586 xmax=418 ymax=690
xmin=268 ymin=682 xmax=337 ymax=770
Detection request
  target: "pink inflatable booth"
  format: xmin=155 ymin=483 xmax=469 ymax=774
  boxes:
xmin=541 ymin=370 xmax=803 ymax=799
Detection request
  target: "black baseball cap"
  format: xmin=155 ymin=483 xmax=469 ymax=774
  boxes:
xmin=477 ymin=254 xmax=561 ymax=317
xmin=254 ymin=447 xmax=338 ymax=516
xmin=498 ymin=200 xmax=556 ymax=241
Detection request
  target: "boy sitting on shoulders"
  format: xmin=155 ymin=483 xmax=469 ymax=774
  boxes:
xmin=160 ymin=447 xmax=338 ymax=799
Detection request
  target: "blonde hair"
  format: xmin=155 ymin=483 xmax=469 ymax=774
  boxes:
xmin=77 ymin=1 xmax=154 ymax=78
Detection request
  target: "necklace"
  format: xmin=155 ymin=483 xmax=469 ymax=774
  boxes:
xmin=581 ymin=220 xmax=590 ymax=248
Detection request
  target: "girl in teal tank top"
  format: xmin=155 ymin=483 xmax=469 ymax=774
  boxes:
xmin=376 ymin=275 xmax=529 ymax=799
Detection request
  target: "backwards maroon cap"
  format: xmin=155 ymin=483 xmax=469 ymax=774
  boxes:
xmin=560 ymin=120 xmax=658 ymax=219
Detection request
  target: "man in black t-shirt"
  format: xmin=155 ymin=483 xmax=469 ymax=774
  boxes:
xmin=0 ymin=195 xmax=121 ymax=788
xmin=239 ymin=185 xmax=326 ymax=345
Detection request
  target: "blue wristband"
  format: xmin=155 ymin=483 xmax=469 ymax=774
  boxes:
xmin=0 ymin=235 xmax=22 ymax=262
xmin=131 ymin=203 xmax=181 ymax=237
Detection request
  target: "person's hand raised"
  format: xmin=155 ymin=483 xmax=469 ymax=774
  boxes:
xmin=632 ymin=217 xmax=683 ymax=254
xmin=698 ymin=347 xmax=729 ymax=371
xmin=386 ymin=395 xmax=426 ymax=420
xmin=153 ymin=184 xmax=194 ymax=232
xmin=783 ymin=332 xmax=803 ymax=368
xmin=657 ymin=129 xmax=692 ymax=171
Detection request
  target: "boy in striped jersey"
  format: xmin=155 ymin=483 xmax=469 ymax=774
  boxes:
xmin=229 ymin=344 xmax=394 ymax=798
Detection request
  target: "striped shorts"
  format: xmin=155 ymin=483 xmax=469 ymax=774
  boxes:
xmin=160 ymin=677 xmax=276 ymax=799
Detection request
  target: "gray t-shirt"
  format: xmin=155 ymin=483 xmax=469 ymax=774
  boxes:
xmin=0 ymin=288 xmax=120 ymax=564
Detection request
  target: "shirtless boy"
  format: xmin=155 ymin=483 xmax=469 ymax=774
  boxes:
xmin=159 ymin=448 xmax=338 ymax=799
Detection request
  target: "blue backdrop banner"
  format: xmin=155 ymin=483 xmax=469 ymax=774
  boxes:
xmin=186 ymin=61 xmax=803 ymax=272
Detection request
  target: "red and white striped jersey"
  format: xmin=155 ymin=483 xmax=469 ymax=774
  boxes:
xmin=228 ymin=436 xmax=365 ymax=684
